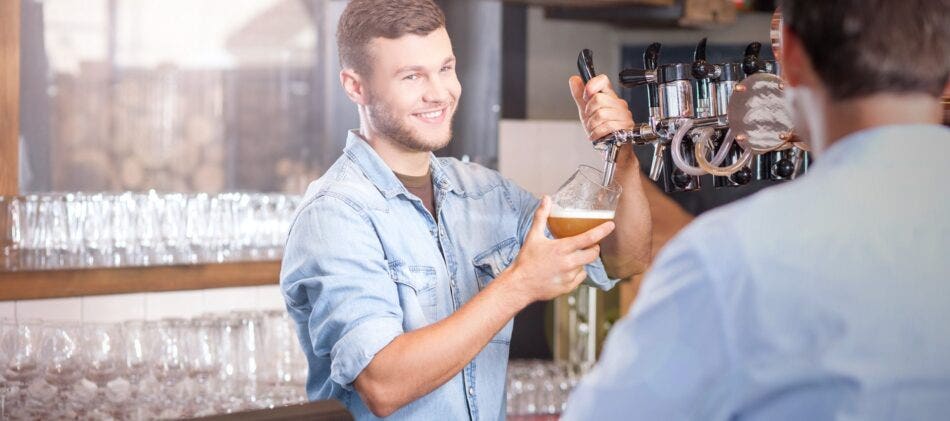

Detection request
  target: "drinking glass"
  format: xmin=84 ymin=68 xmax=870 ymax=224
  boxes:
xmin=2 ymin=320 xmax=42 ymax=418
xmin=260 ymin=310 xmax=305 ymax=407
xmin=120 ymin=320 xmax=150 ymax=420
xmin=183 ymin=318 xmax=220 ymax=416
xmin=548 ymin=165 xmax=621 ymax=239
xmin=82 ymin=323 xmax=123 ymax=418
xmin=149 ymin=318 xmax=188 ymax=419
xmin=39 ymin=321 xmax=85 ymax=418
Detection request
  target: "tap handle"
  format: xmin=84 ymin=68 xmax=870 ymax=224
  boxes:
xmin=619 ymin=68 xmax=656 ymax=87
xmin=578 ymin=49 xmax=597 ymax=84
xmin=693 ymin=37 xmax=708 ymax=62
xmin=692 ymin=38 xmax=721 ymax=79
xmin=743 ymin=42 xmax=765 ymax=75
xmin=643 ymin=43 xmax=662 ymax=113
xmin=643 ymin=42 xmax=661 ymax=70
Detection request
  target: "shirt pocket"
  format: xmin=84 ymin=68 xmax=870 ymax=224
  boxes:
xmin=391 ymin=262 xmax=440 ymax=324
xmin=472 ymin=237 xmax=520 ymax=290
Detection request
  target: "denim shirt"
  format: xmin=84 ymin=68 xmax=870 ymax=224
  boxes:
xmin=280 ymin=131 xmax=617 ymax=420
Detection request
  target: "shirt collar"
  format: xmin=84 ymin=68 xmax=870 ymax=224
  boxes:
xmin=343 ymin=130 xmax=462 ymax=199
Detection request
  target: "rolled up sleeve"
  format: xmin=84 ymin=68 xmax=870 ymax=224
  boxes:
xmin=280 ymin=194 xmax=404 ymax=391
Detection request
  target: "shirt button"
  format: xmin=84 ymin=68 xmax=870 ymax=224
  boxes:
xmin=468 ymin=387 xmax=474 ymax=396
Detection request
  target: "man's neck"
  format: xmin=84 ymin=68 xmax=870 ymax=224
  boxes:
xmin=358 ymin=127 xmax=431 ymax=177
xmin=823 ymin=93 xmax=942 ymax=149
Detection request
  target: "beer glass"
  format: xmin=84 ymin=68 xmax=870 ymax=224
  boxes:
xmin=548 ymin=165 xmax=621 ymax=239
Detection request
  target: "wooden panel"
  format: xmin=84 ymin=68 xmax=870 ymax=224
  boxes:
xmin=0 ymin=0 xmax=20 ymax=195
xmin=0 ymin=261 xmax=281 ymax=301
xmin=196 ymin=400 xmax=352 ymax=421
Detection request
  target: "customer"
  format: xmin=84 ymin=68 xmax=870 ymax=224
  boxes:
xmin=564 ymin=0 xmax=950 ymax=419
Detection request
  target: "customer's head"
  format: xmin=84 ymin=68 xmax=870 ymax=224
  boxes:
xmin=337 ymin=0 xmax=459 ymax=152
xmin=779 ymin=0 xmax=949 ymax=152
xmin=781 ymin=0 xmax=949 ymax=101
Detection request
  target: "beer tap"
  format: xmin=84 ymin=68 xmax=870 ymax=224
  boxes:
xmin=577 ymin=49 xmax=621 ymax=186
xmin=692 ymin=38 xmax=721 ymax=119
xmin=577 ymin=49 xmax=657 ymax=186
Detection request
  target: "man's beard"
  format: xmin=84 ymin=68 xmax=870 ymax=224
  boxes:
xmin=367 ymin=96 xmax=453 ymax=153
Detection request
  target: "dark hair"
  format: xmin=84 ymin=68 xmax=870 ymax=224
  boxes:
xmin=781 ymin=0 xmax=949 ymax=100
xmin=336 ymin=0 xmax=446 ymax=74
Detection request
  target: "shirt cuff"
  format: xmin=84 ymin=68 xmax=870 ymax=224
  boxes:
xmin=584 ymin=257 xmax=620 ymax=291
xmin=329 ymin=316 xmax=404 ymax=390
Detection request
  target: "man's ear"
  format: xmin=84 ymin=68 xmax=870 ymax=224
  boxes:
xmin=781 ymin=25 xmax=817 ymax=89
xmin=341 ymin=68 xmax=368 ymax=105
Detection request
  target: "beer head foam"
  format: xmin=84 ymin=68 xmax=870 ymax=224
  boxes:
xmin=550 ymin=207 xmax=615 ymax=219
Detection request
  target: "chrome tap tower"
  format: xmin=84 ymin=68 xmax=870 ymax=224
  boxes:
xmin=578 ymin=39 xmax=810 ymax=193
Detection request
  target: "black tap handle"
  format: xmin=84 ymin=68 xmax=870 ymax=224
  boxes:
xmin=743 ymin=42 xmax=764 ymax=75
xmin=578 ymin=49 xmax=597 ymax=84
xmin=643 ymin=43 xmax=661 ymax=112
xmin=693 ymin=37 xmax=708 ymax=62
xmin=643 ymin=42 xmax=661 ymax=70
xmin=619 ymin=68 xmax=653 ymax=88
xmin=692 ymin=38 xmax=720 ymax=79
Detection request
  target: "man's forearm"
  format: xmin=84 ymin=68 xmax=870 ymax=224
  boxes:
xmin=601 ymin=147 xmax=653 ymax=279
xmin=354 ymin=272 xmax=530 ymax=417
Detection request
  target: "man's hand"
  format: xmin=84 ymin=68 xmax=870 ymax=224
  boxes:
xmin=504 ymin=196 xmax=615 ymax=304
xmin=569 ymin=74 xmax=635 ymax=142
xmin=568 ymin=75 xmax=653 ymax=281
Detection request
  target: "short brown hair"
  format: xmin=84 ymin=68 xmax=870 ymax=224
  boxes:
xmin=781 ymin=0 xmax=949 ymax=100
xmin=336 ymin=0 xmax=446 ymax=74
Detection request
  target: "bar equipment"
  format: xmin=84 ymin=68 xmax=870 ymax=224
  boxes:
xmin=577 ymin=38 xmax=810 ymax=194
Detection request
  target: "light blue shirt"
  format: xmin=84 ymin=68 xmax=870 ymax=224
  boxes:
xmin=280 ymin=131 xmax=617 ymax=420
xmin=564 ymin=125 xmax=950 ymax=420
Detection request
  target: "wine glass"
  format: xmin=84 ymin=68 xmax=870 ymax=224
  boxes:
xmin=120 ymin=320 xmax=150 ymax=420
xmin=182 ymin=318 xmax=220 ymax=416
xmin=38 ymin=321 xmax=85 ymax=418
xmin=547 ymin=165 xmax=621 ymax=239
xmin=0 ymin=319 xmax=11 ymax=418
xmin=2 ymin=320 xmax=42 ymax=418
xmin=234 ymin=311 xmax=265 ymax=410
xmin=260 ymin=310 xmax=304 ymax=406
xmin=211 ymin=315 xmax=244 ymax=413
xmin=82 ymin=323 xmax=123 ymax=418
xmin=149 ymin=318 xmax=188 ymax=419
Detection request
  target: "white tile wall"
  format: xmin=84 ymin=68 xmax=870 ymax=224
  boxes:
xmin=1 ymin=285 xmax=288 ymax=324
xmin=144 ymin=290 xmax=206 ymax=320
xmin=202 ymin=287 xmax=259 ymax=314
xmin=0 ymin=301 xmax=15 ymax=319
xmin=257 ymin=285 xmax=286 ymax=311
xmin=499 ymin=119 xmax=605 ymax=197
xmin=16 ymin=297 xmax=83 ymax=322
xmin=82 ymin=293 xmax=146 ymax=323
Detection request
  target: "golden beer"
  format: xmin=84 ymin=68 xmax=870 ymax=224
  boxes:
xmin=547 ymin=208 xmax=615 ymax=239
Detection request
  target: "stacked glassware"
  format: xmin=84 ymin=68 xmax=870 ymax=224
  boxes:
xmin=506 ymin=359 xmax=581 ymax=420
xmin=0 ymin=310 xmax=308 ymax=420
xmin=0 ymin=192 xmax=302 ymax=271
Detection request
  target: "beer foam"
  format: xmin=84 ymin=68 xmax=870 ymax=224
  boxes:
xmin=549 ymin=207 xmax=615 ymax=219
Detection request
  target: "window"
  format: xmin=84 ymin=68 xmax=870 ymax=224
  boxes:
xmin=20 ymin=0 xmax=355 ymax=194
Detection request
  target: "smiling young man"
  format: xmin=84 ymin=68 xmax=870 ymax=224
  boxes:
xmin=279 ymin=0 xmax=651 ymax=419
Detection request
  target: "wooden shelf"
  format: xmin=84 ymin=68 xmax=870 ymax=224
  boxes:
xmin=0 ymin=260 xmax=281 ymax=301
